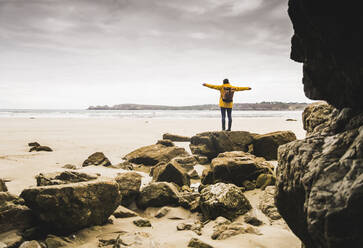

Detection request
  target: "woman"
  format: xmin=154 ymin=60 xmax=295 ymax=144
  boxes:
xmin=203 ymin=79 xmax=251 ymax=131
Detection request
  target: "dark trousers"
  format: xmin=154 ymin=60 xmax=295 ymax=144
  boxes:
xmin=220 ymin=107 xmax=232 ymax=131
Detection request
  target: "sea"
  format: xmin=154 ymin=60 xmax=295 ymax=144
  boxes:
xmin=0 ymin=109 xmax=303 ymax=120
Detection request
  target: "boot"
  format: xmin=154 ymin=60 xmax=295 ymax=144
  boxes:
xmin=222 ymin=120 xmax=226 ymax=131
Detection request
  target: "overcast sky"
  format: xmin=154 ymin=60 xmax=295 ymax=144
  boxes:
xmin=0 ymin=0 xmax=307 ymax=109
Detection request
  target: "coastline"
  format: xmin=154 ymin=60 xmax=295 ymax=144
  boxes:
xmin=0 ymin=117 xmax=305 ymax=195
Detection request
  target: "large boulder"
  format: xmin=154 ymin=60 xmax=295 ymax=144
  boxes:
xmin=20 ymin=180 xmax=120 ymax=234
xmin=114 ymin=172 xmax=142 ymax=206
xmin=137 ymin=182 xmax=180 ymax=209
xmin=152 ymin=161 xmax=190 ymax=187
xmin=0 ymin=192 xmax=33 ymax=234
xmin=190 ymin=131 xmax=256 ymax=160
xmin=82 ymin=152 xmax=111 ymax=167
xmin=123 ymin=143 xmax=189 ymax=166
xmin=288 ymin=0 xmax=363 ymax=110
xmin=199 ymin=183 xmax=252 ymax=220
xmin=201 ymin=151 xmax=273 ymax=187
xmin=36 ymin=171 xmax=99 ymax=186
xmin=275 ymin=103 xmax=363 ymax=248
xmin=252 ymin=131 xmax=296 ymax=160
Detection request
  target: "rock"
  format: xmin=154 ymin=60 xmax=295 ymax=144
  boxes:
xmin=162 ymin=133 xmax=191 ymax=142
xmin=113 ymin=206 xmax=138 ymax=218
xmin=20 ymin=180 xmax=120 ymax=234
xmin=156 ymin=139 xmax=175 ymax=147
xmin=187 ymin=238 xmax=214 ymax=248
xmin=252 ymin=131 xmax=296 ymax=160
xmin=242 ymin=180 xmax=255 ymax=191
xmin=0 ymin=180 xmax=7 ymax=192
xmin=98 ymin=233 xmax=125 ymax=247
xmin=133 ymin=218 xmax=151 ymax=227
xmin=275 ymin=103 xmax=363 ymax=247
xmin=123 ymin=143 xmax=189 ymax=166
xmin=45 ymin=235 xmax=68 ymax=248
xmin=178 ymin=192 xmax=200 ymax=212
xmin=36 ymin=171 xmax=98 ymax=186
xmin=288 ymin=0 xmax=363 ymax=109
xmin=112 ymin=161 xmax=134 ymax=170
xmin=61 ymin=164 xmax=77 ymax=170
xmin=28 ymin=142 xmax=40 ymax=147
xmin=82 ymin=152 xmax=111 ymax=167
xmin=259 ymin=186 xmax=281 ymax=221
xmin=256 ymin=173 xmax=276 ymax=190
xmin=188 ymin=169 xmax=200 ymax=179
xmin=201 ymin=168 xmax=214 ymax=185
xmin=29 ymin=147 xmax=37 ymax=152
xmin=154 ymin=207 xmax=170 ymax=218
xmin=137 ymin=182 xmax=180 ymax=209
xmin=194 ymin=155 xmax=209 ymax=165
xmin=115 ymin=172 xmax=142 ymax=206
xmin=177 ymin=221 xmax=203 ymax=235
xmin=202 ymin=151 xmax=273 ymax=187
xmin=0 ymin=230 xmax=23 ymax=248
xmin=0 ymin=242 xmax=5 ymax=248
xmin=190 ymin=131 xmax=256 ymax=160
xmin=211 ymin=222 xmax=261 ymax=240
xmin=152 ymin=161 xmax=190 ymax=187
xmin=29 ymin=146 xmax=52 ymax=152
xmin=244 ymin=214 xmax=263 ymax=226
xmin=107 ymin=215 xmax=115 ymax=224
xmin=19 ymin=241 xmax=42 ymax=248
xmin=21 ymin=227 xmax=45 ymax=241
xmin=0 ymin=192 xmax=33 ymax=233
xmin=170 ymin=156 xmax=198 ymax=172
xmin=98 ymin=232 xmax=159 ymax=248
xmin=199 ymin=183 xmax=252 ymax=220
xmin=213 ymin=216 xmax=231 ymax=226
xmin=176 ymin=222 xmax=192 ymax=231
xmin=302 ymin=101 xmax=337 ymax=135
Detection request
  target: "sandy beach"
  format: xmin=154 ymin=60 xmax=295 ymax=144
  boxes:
xmin=0 ymin=116 xmax=303 ymax=248
xmin=0 ymin=117 xmax=305 ymax=195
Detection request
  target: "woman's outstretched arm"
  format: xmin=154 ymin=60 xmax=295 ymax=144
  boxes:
xmin=202 ymin=83 xmax=222 ymax=90
xmin=232 ymin=86 xmax=252 ymax=91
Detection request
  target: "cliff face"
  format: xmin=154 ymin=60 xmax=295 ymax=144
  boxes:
xmin=288 ymin=0 xmax=363 ymax=109
xmin=276 ymin=103 xmax=363 ymax=248
xmin=275 ymin=1 xmax=363 ymax=247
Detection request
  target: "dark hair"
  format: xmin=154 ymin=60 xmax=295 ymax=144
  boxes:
xmin=223 ymin=78 xmax=229 ymax=84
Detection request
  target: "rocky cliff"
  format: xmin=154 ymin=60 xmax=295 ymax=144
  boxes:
xmin=288 ymin=0 xmax=363 ymax=109
xmin=275 ymin=1 xmax=363 ymax=247
xmin=276 ymin=103 xmax=362 ymax=248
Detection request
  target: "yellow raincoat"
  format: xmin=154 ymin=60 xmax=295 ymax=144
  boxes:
xmin=203 ymin=83 xmax=251 ymax=108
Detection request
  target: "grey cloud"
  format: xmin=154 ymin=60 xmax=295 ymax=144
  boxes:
xmin=0 ymin=0 xmax=290 ymax=52
xmin=0 ymin=0 xmax=304 ymax=108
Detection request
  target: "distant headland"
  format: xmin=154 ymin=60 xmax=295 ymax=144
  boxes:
xmin=87 ymin=102 xmax=308 ymax=111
